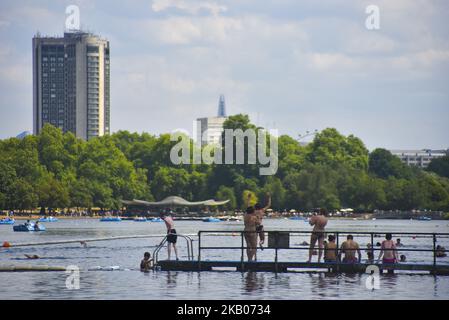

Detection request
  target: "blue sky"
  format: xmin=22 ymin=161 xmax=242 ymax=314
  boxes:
xmin=0 ymin=0 xmax=448 ymax=150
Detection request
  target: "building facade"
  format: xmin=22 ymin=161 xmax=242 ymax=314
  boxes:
xmin=196 ymin=96 xmax=228 ymax=146
xmin=33 ymin=31 xmax=110 ymax=140
xmin=390 ymin=149 xmax=448 ymax=168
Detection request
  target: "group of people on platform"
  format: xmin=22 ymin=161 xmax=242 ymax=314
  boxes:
xmin=139 ymin=195 xmax=448 ymax=271
xmin=242 ymin=198 xmax=409 ymax=264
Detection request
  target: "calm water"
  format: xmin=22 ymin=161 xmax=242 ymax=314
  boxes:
xmin=0 ymin=218 xmax=448 ymax=300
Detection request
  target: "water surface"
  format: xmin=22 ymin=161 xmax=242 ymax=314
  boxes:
xmin=1 ymin=218 xmax=448 ymax=299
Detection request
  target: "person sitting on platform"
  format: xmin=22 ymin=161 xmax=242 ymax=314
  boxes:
xmin=140 ymin=252 xmax=154 ymax=272
xmin=324 ymin=235 xmax=338 ymax=263
xmin=436 ymin=245 xmax=447 ymax=258
xmin=339 ymin=235 xmax=361 ymax=263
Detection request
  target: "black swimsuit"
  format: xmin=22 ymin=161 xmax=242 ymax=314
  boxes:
xmin=167 ymin=229 xmax=177 ymax=244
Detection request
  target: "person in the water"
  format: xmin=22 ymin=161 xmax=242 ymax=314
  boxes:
xmin=339 ymin=235 xmax=361 ymax=263
xmin=140 ymin=252 xmax=154 ymax=271
xmin=377 ymin=233 xmax=399 ymax=264
xmin=324 ymin=235 xmax=338 ymax=263
xmin=436 ymin=245 xmax=447 ymax=258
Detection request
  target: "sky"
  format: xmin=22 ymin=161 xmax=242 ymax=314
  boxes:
xmin=0 ymin=0 xmax=448 ymax=150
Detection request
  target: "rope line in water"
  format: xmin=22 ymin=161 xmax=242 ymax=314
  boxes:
xmin=4 ymin=234 xmax=197 ymax=248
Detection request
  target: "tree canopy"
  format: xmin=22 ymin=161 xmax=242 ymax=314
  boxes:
xmin=1 ymin=120 xmax=448 ymax=212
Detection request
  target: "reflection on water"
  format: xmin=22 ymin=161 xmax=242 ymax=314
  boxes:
xmin=244 ymin=272 xmax=266 ymax=293
xmin=0 ymin=219 xmax=448 ymax=299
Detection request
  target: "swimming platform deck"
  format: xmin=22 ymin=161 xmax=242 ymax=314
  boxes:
xmin=1 ymin=261 xmax=448 ymax=274
xmin=1 ymin=230 xmax=448 ymax=274
xmin=156 ymin=260 xmax=449 ymax=275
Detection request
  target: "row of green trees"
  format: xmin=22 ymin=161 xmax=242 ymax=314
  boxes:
xmin=1 ymin=116 xmax=448 ymax=212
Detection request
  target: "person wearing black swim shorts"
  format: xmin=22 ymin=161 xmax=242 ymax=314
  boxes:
xmin=160 ymin=209 xmax=179 ymax=260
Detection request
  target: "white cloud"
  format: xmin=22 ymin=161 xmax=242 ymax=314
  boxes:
xmin=151 ymin=0 xmax=227 ymax=16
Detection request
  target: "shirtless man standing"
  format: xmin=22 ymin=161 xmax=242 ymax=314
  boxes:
xmin=160 ymin=209 xmax=179 ymax=261
xmin=339 ymin=235 xmax=361 ymax=263
xmin=307 ymin=208 xmax=328 ymax=263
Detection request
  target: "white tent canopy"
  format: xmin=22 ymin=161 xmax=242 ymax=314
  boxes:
xmin=122 ymin=196 xmax=230 ymax=207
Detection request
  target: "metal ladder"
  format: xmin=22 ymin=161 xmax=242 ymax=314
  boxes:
xmin=153 ymin=234 xmax=194 ymax=264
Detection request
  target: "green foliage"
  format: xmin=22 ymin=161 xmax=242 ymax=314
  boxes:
xmin=0 ymin=120 xmax=449 ymax=212
xmin=369 ymin=148 xmax=412 ymax=179
xmin=307 ymin=128 xmax=369 ymax=171
xmin=215 ymin=186 xmax=237 ymax=210
xmin=427 ymin=155 xmax=449 ymax=179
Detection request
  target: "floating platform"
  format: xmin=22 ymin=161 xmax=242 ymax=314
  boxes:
xmin=157 ymin=260 xmax=449 ymax=275
xmin=0 ymin=265 xmax=66 ymax=272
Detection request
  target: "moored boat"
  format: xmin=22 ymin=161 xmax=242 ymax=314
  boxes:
xmin=38 ymin=216 xmax=58 ymax=222
xmin=0 ymin=218 xmax=15 ymax=225
xmin=203 ymin=217 xmax=221 ymax=222
xmin=100 ymin=217 xmax=122 ymax=222
xmin=289 ymin=216 xmax=306 ymax=221
xmin=13 ymin=223 xmax=46 ymax=232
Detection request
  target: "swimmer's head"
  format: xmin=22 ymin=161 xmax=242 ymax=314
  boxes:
xmin=144 ymin=252 xmax=151 ymax=259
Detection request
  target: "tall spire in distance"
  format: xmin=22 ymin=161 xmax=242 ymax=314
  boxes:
xmin=218 ymin=94 xmax=226 ymax=117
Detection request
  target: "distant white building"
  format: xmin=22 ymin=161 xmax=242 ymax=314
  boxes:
xmin=390 ymin=149 xmax=448 ymax=168
xmin=196 ymin=95 xmax=228 ymax=147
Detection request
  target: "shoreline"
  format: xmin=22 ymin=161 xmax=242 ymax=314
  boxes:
xmin=1 ymin=215 xmax=447 ymax=221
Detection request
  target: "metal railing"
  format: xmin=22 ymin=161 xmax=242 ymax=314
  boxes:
xmin=153 ymin=233 xmax=194 ymax=264
xmin=197 ymin=230 xmax=449 ymax=272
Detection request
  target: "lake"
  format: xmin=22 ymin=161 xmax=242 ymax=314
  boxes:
xmin=0 ymin=218 xmax=448 ymax=300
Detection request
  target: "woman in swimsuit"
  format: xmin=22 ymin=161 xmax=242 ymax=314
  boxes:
xmin=377 ymin=233 xmax=399 ymax=264
xmin=243 ymin=206 xmax=258 ymax=261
